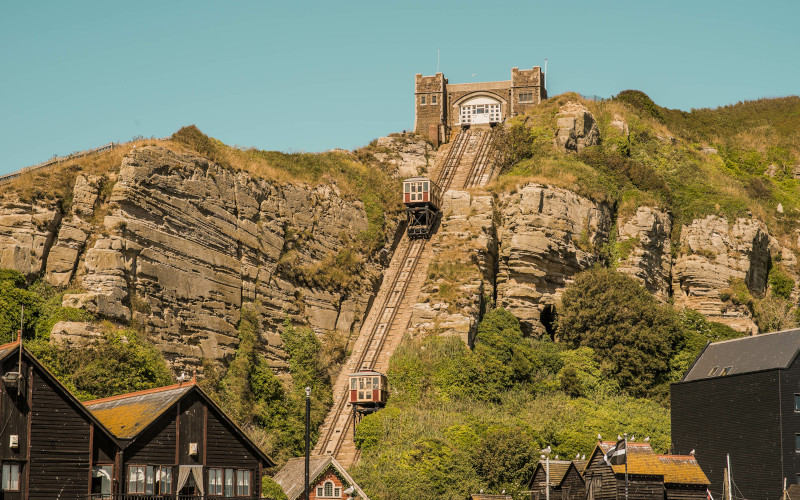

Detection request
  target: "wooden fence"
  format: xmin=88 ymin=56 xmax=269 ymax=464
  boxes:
xmin=0 ymin=142 xmax=118 ymax=184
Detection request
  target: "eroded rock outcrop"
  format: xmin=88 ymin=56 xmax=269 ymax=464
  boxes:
xmin=555 ymin=102 xmax=600 ymax=152
xmin=373 ymin=134 xmax=430 ymax=178
xmin=616 ymin=207 xmax=672 ymax=301
xmin=408 ymin=190 xmax=496 ymax=345
xmin=0 ymin=198 xmax=61 ymax=278
xmin=496 ymin=184 xmax=613 ymax=335
xmin=672 ymin=215 xmax=770 ymax=333
xmin=45 ymin=174 xmax=102 ymax=286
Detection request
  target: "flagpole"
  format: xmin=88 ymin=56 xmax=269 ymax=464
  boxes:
xmin=624 ymin=433 xmax=629 ymax=500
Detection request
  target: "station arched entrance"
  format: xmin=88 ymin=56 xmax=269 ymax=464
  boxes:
xmin=458 ymin=95 xmax=502 ymax=125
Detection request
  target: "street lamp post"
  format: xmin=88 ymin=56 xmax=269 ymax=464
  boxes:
xmin=304 ymin=387 xmax=311 ymax=500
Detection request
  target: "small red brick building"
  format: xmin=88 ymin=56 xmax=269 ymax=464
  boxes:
xmin=273 ymin=455 xmax=368 ymax=500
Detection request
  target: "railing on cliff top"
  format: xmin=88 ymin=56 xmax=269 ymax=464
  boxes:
xmin=0 ymin=142 xmax=119 ymax=184
xmin=0 ymin=136 xmax=170 ymax=185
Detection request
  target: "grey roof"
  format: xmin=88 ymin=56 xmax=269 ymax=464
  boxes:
xmin=530 ymin=460 xmax=573 ymax=487
xmin=682 ymin=328 xmax=800 ymax=382
xmin=273 ymin=455 xmax=369 ymax=500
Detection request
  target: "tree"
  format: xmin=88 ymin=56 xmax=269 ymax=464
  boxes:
xmin=557 ymin=268 xmax=681 ymax=398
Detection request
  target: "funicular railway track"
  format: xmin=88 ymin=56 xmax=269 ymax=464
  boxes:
xmin=314 ymin=140 xmax=464 ymax=467
xmin=463 ymin=127 xmax=496 ymax=188
xmin=314 ymin=237 xmax=427 ymax=460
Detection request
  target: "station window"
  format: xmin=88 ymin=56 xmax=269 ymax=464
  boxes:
xmin=420 ymin=95 xmax=427 ymax=105
xmin=1 ymin=463 xmax=19 ymax=491
xmin=519 ymin=91 xmax=534 ymax=103
xmin=431 ymin=94 xmax=438 ymax=105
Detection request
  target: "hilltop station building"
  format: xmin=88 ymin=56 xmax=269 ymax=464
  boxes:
xmin=414 ymin=66 xmax=547 ymax=146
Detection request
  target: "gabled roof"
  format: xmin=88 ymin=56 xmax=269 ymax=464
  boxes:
xmin=592 ymin=441 xmax=664 ymax=477
xmin=273 ymin=455 xmax=369 ymax=500
xmin=682 ymin=328 xmax=800 ymax=382
xmin=587 ymin=442 xmax=709 ymax=486
xmin=657 ymin=455 xmax=709 ymax=485
xmin=85 ymin=381 xmax=274 ymax=466
xmin=0 ymin=343 xmax=121 ymax=448
xmin=84 ymin=381 xmax=194 ymax=439
xmin=573 ymin=459 xmax=588 ymax=475
xmin=529 ymin=460 xmax=573 ymax=488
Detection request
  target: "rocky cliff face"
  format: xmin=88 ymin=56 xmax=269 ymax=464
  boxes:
xmin=495 ymin=184 xmax=613 ymax=336
xmin=408 ymin=190 xmax=496 ymax=344
xmin=0 ymin=145 xmax=399 ymax=373
xmin=672 ymin=215 xmax=771 ymax=333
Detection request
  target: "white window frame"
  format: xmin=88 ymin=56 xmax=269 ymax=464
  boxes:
xmin=317 ymin=480 xmax=341 ymax=498
xmin=431 ymin=94 xmax=438 ymax=105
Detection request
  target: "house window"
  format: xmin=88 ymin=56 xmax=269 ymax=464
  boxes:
xmin=128 ymin=465 xmax=171 ymax=494
xmin=1 ymin=463 xmax=20 ymax=491
xmin=225 ymin=468 xmax=235 ymax=497
xmin=796 ymin=433 xmax=800 ymax=452
xmin=159 ymin=467 xmax=172 ymax=494
xmin=795 ymin=394 xmax=800 ymax=412
xmin=209 ymin=468 xmax=224 ymax=495
xmin=317 ymin=480 xmax=341 ymax=498
xmin=431 ymin=94 xmax=438 ymax=105
xmin=92 ymin=465 xmax=114 ymax=496
xmin=519 ymin=91 xmax=534 ymax=103
xmin=236 ymin=470 xmax=251 ymax=496
xmin=420 ymin=95 xmax=427 ymax=105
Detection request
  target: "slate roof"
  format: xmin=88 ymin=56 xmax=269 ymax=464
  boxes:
xmin=273 ymin=455 xmax=369 ymax=500
xmin=657 ymin=455 xmax=710 ymax=485
xmin=682 ymin=328 xmax=800 ymax=382
xmin=84 ymin=382 xmax=194 ymax=439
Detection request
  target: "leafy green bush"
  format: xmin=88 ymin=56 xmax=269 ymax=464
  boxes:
xmin=29 ymin=328 xmax=172 ymax=401
xmin=557 ymin=268 xmax=681 ymax=398
xmin=769 ymin=265 xmax=795 ymax=300
xmin=614 ymin=90 xmax=664 ymax=121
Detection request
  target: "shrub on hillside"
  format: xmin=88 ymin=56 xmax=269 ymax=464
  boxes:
xmin=557 ymin=268 xmax=682 ymax=398
xmin=614 ymin=90 xmax=664 ymax=121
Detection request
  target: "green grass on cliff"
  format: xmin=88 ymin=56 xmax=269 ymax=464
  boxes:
xmin=492 ymin=92 xmax=800 ymax=245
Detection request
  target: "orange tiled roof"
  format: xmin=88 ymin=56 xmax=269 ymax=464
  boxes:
xmin=657 ymin=455 xmax=710 ymax=485
xmin=597 ymin=441 xmax=664 ymax=476
xmin=84 ymin=381 xmax=194 ymax=439
xmin=0 ymin=339 xmax=21 ymax=359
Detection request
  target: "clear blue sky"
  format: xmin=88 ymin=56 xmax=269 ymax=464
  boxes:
xmin=2 ymin=0 xmax=798 ymax=175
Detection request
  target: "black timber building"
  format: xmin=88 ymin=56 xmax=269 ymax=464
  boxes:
xmin=671 ymin=328 xmax=800 ymax=500
xmin=0 ymin=340 xmax=275 ymax=499
xmin=0 ymin=340 xmax=120 ymax=500
xmin=84 ymin=377 xmax=275 ymax=497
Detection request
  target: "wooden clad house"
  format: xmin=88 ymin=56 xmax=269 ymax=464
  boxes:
xmin=0 ymin=340 xmax=120 ymax=500
xmin=583 ymin=441 xmax=709 ymax=500
xmin=671 ymin=328 xmax=800 ymax=500
xmin=273 ymin=455 xmax=368 ymax=500
xmin=527 ymin=460 xmax=585 ymax=500
xmin=84 ymin=377 xmax=274 ymax=498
